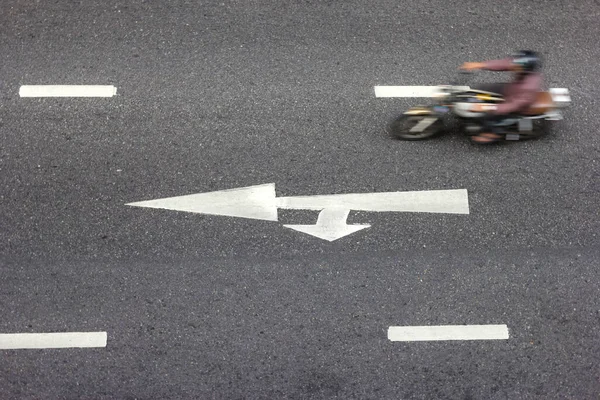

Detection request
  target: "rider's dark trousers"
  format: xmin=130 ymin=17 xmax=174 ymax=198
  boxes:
xmin=471 ymin=83 xmax=511 ymax=134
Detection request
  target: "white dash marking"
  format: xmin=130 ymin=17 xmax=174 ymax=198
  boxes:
xmin=387 ymin=325 xmax=509 ymax=341
xmin=374 ymin=85 xmax=470 ymax=98
xmin=19 ymin=85 xmax=117 ymax=97
xmin=0 ymin=332 xmax=107 ymax=349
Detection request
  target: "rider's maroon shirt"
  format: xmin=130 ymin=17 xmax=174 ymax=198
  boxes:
xmin=482 ymin=58 xmax=543 ymax=114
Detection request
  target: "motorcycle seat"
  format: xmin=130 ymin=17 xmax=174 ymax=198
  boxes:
xmin=522 ymin=91 xmax=554 ymax=115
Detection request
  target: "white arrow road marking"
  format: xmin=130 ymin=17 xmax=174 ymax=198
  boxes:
xmin=19 ymin=85 xmax=117 ymax=97
xmin=283 ymin=207 xmax=370 ymax=242
xmin=387 ymin=325 xmax=509 ymax=342
xmin=0 ymin=332 xmax=107 ymax=349
xmin=275 ymin=188 xmax=469 ymax=214
xmin=126 ymin=183 xmax=278 ymax=221
xmin=127 ymin=184 xmax=469 ymax=241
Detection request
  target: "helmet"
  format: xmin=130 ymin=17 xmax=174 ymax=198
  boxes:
xmin=512 ymin=50 xmax=541 ymax=72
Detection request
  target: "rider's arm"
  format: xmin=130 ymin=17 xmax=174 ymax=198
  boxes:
xmin=480 ymin=58 xmax=515 ymax=71
xmin=462 ymin=58 xmax=514 ymax=71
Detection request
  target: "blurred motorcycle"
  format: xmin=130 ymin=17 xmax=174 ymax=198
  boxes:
xmin=387 ymin=72 xmax=571 ymax=141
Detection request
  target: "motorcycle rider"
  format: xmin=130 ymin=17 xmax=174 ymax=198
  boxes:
xmin=460 ymin=50 xmax=542 ymax=143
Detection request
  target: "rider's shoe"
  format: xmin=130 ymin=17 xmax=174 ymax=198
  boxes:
xmin=471 ymin=132 xmax=502 ymax=144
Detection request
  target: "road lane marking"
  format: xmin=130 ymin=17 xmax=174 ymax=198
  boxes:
xmin=283 ymin=207 xmax=370 ymax=242
xmin=0 ymin=332 xmax=107 ymax=349
xmin=275 ymin=188 xmax=469 ymax=213
xmin=19 ymin=85 xmax=117 ymax=97
xmin=374 ymin=86 xmax=469 ymax=98
xmin=127 ymin=183 xmax=279 ymax=221
xmin=387 ymin=325 xmax=509 ymax=341
xmin=127 ymin=183 xmax=469 ymax=241
xmin=375 ymin=85 xmax=572 ymax=100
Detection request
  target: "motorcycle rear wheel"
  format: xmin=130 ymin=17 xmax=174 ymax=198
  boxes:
xmin=387 ymin=114 xmax=443 ymax=140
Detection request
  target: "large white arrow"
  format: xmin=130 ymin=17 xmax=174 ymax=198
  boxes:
xmin=126 ymin=183 xmax=469 ymax=241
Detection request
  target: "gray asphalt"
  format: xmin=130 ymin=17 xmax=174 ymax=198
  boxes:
xmin=1 ymin=0 xmax=599 ymax=398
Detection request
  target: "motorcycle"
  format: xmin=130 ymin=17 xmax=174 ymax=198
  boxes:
xmin=387 ymin=72 xmax=571 ymax=141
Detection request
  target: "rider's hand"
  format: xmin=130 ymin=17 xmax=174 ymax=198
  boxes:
xmin=461 ymin=62 xmax=484 ymax=71
xmin=471 ymin=103 xmax=497 ymax=113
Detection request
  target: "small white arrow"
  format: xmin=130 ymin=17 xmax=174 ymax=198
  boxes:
xmin=126 ymin=183 xmax=469 ymax=241
xmin=283 ymin=207 xmax=370 ymax=242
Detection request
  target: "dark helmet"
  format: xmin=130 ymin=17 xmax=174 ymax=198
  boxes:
xmin=512 ymin=50 xmax=541 ymax=72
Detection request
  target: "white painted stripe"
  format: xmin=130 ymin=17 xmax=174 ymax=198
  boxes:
xmin=19 ymin=85 xmax=117 ymax=97
xmin=387 ymin=325 xmax=509 ymax=341
xmin=276 ymin=189 xmax=469 ymax=214
xmin=374 ymin=85 xmax=470 ymax=98
xmin=377 ymin=85 xmax=571 ymax=101
xmin=0 ymin=332 xmax=107 ymax=349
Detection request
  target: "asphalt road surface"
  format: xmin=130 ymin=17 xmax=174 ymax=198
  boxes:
xmin=1 ymin=0 xmax=599 ymax=399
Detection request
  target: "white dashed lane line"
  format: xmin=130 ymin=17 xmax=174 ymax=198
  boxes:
xmin=374 ymin=86 xmax=468 ymax=98
xmin=388 ymin=325 xmax=509 ymax=342
xmin=0 ymin=332 xmax=107 ymax=349
xmin=19 ymin=85 xmax=117 ymax=97
xmin=374 ymin=85 xmax=572 ymax=100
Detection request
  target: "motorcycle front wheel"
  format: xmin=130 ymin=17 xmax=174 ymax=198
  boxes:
xmin=387 ymin=114 xmax=443 ymax=140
